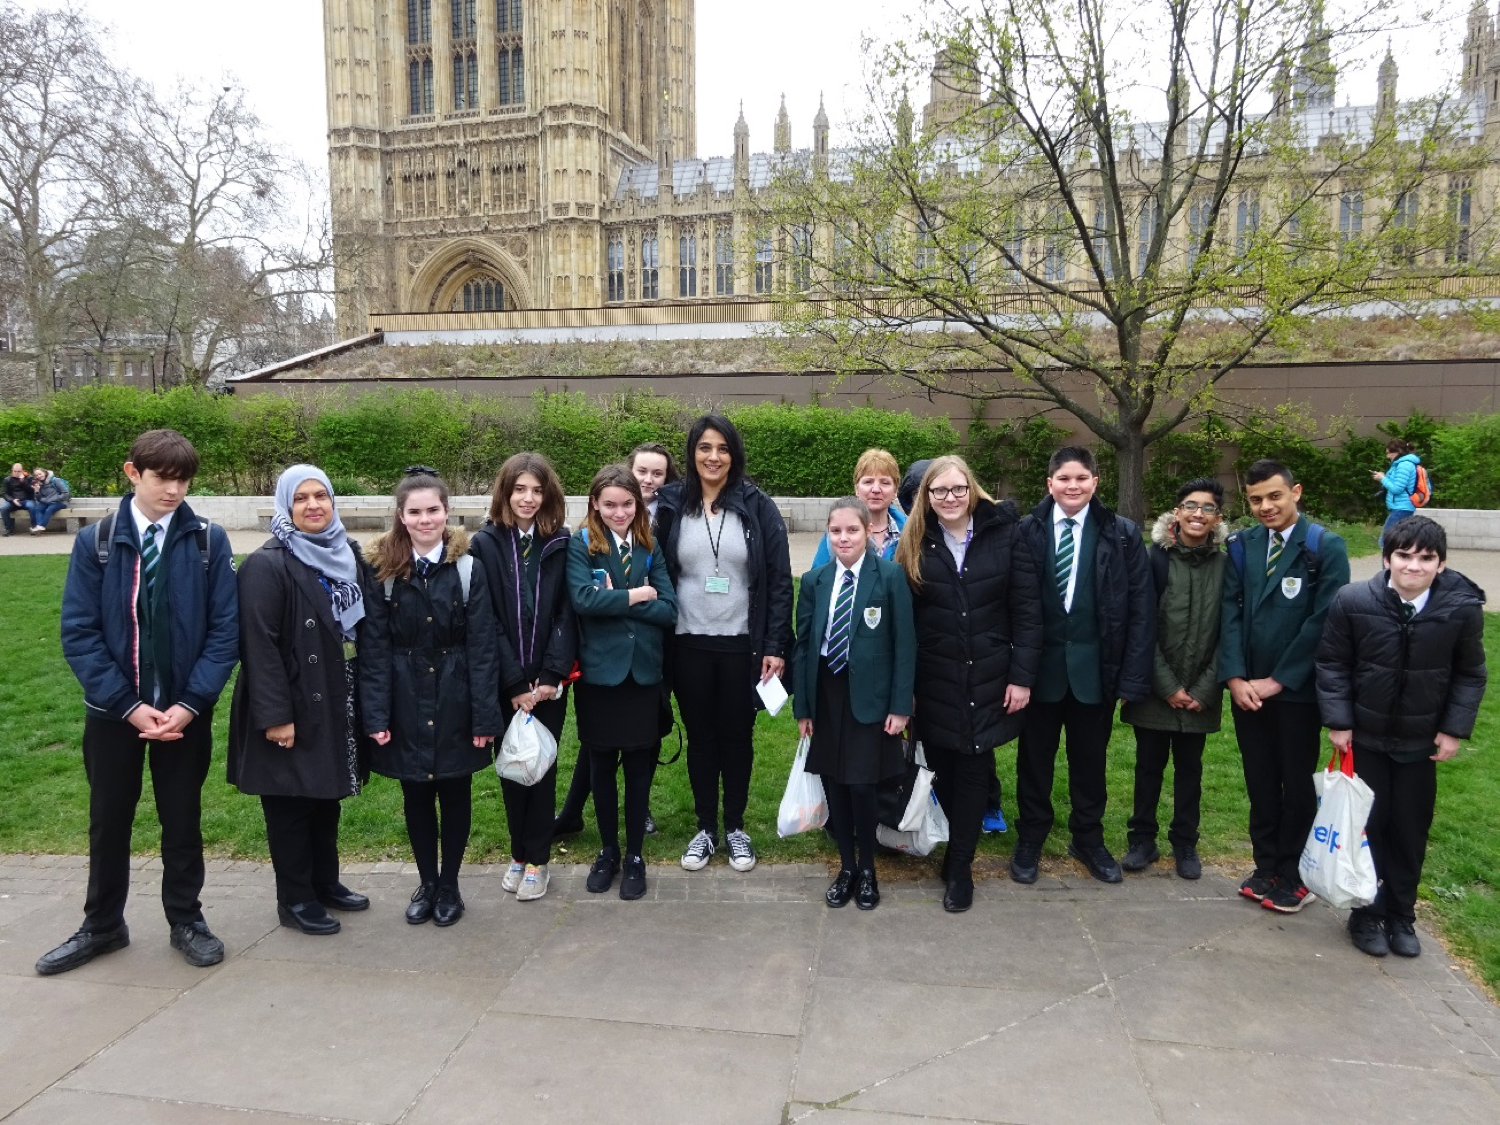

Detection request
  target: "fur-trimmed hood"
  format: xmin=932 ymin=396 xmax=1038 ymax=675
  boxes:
xmin=1151 ymin=509 xmax=1229 ymax=550
xmin=364 ymin=525 xmax=471 ymax=574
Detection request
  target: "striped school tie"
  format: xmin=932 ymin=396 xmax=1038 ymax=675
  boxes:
xmin=141 ymin=523 xmax=161 ymax=605
xmin=620 ymin=539 xmax=632 ymax=583
xmin=1055 ymin=517 xmax=1076 ymax=601
xmin=520 ymin=532 xmax=533 ymax=563
xmin=1267 ymin=530 xmax=1284 ymax=577
xmin=826 ymin=569 xmax=856 ymax=674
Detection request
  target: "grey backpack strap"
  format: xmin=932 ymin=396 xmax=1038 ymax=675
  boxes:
xmin=383 ymin=576 xmax=395 ymax=601
xmin=456 ymin=554 xmax=473 ymax=604
xmin=94 ymin=511 xmax=116 ymax=567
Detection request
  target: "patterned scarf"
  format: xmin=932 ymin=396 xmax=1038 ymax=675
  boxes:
xmin=271 ymin=465 xmax=365 ymax=634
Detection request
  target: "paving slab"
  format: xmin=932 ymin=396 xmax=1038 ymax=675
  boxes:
xmin=59 ymin=958 xmax=502 ymax=1123
xmin=1 ymin=855 xmax=1496 ymax=1125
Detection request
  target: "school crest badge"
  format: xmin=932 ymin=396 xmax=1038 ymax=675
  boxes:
xmin=863 ymin=606 xmax=882 ymax=629
xmin=1281 ymin=576 xmax=1302 ymax=599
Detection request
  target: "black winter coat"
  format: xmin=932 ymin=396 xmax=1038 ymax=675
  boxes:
xmin=911 ymin=499 xmax=1042 ymax=753
xmin=1316 ymin=570 xmax=1487 ymax=755
xmin=359 ymin=529 xmax=502 ymax=781
xmin=655 ymin=478 xmax=794 ymax=663
xmin=1017 ymin=497 xmax=1156 ymax=701
xmin=228 ymin=539 xmax=371 ymax=800
xmin=470 ymin=520 xmax=577 ymax=699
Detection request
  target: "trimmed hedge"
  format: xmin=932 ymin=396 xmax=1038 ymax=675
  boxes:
xmin=0 ymin=387 xmax=1481 ymax=519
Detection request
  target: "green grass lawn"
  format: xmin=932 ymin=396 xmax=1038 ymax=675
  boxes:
xmin=3 ymin=551 xmax=1497 ymax=993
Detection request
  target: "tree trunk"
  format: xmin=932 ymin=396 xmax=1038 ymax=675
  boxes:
xmin=1113 ymin=428 xmax=1148 ymax=525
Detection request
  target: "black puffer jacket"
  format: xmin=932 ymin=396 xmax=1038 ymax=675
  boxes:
xmin=1316 ymin=570 xmax=1487 ymax=754
xmin=359 ymin=528 xmax=502 ymax=781
xmin=654 ymin=477 xmax=793 ymax=663
xmin=1017 ymin=496 xmax=1156 ymax=701
xmin=911 ymin=498 xmax=1042 ymax=753
xmin=470 ymin=520 xmax=576 ymax=700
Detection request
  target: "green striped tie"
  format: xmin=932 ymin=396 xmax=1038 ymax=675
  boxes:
xmin=1055 ymin=517 xmax=1076 ymax=600
xmin=520 ymin=532 xmax=532 ymax=563
xmin=1267 ymin=530 xmax=1284 ymax=577
xmin=826 ymin=568 xmax=856 ymax=673
xmin=620 ymin=539 xmax=632 ymax=583
xmin=141 ymin=523 xmax=161 ymax=605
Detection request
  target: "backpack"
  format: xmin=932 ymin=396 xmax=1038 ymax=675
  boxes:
xmin=1225 ymin=522 xmax=1323 ymax=603
xmin=383 ymin=554 xmax=473 ymax=603
xmin=93 ymin=511 xmax=211 ymax=573
xmin=1148 ymin=543 xmax=1170 ymax=598
xmin=1410 ymin=463 xmax=1432 ymax=508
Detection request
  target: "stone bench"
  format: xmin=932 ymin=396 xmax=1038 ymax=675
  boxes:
xmin=58 ymin=505 xmax=114 ymax=533
xmin=257 ymin=502 xmax=493 ymax=532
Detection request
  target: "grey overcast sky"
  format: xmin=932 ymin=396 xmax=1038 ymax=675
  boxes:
xmin=24 ymin=0 xmax=1460 ymax=172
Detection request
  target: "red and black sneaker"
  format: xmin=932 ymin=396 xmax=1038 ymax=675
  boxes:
xmin=1262 ymin=881 xmax=1317 ymax=913
xmin=1238 ymin=871 xmax=1275 ymax=901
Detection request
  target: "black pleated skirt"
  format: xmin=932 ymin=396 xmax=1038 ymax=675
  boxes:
xmin=805 ymin=657 xmax=906 ymax=786
xmin=574 ymin=676 xmax=659 ymax=748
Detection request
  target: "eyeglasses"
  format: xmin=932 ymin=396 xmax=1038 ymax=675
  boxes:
xmin=1177 ymin=501 xmax=1221 ymax=514
xmin=928 ymin=484 xmax=970 ymax=501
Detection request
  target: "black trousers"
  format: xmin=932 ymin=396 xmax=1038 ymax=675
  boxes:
xmin=1232 ymin=698 xmax=1321 ymax=884
xmin=261 ymin=795 xmax=342 ymax=905
xmin=499 ymin=696 xmax=566 ymax=866
xmin=82 ymin=712 xmax=213 ymax=933
xmin=1349 ymin=750 xmax=1437 ymax=924
xmin=588 ymin=743 xmax=657 ymax=857
xmin=925 ymin=745 xmax=991 ymax=877
xmin=676 ymin=644 xmax=758 ymax=837
xmin=400 ymin=775 xmax=472 ymax=888
xmin=1127 ymin=728 xmax=1206 ymax=849
xmin=1015 ymin=694 xmax=1115 ymax=848
xmin=825 ymin=779 xmax=879 ymax=873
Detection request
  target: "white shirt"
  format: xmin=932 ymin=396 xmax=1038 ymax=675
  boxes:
xmin=413 ymin=542 xmax=444 ymax=569
xmin=941 ymin=516 xmax=974 ymax=572
xmin=821 ymin=552 xmax=865 ymax=657
xmin=1388 ymin=575 xmax=1431 ymax=617
xmin=1053 ymin=503 xmax=1089 ymax=613
xmin=129 ymin=499 xmax=176 ymax=548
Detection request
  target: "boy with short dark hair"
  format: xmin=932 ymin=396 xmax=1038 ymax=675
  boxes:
xmin=1316 ymin=515 xmax=1486 ymax=958
xmin=1219 ymin=459 xmax=1350 ymax=913
xmin=1012 ymin=446 xmax=1154 ymax=884
xmin=37 ymin=429 xmax=239 ymax=976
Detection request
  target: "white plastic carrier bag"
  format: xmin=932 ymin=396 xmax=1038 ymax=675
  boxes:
xmin=1298 ymin=745 xmax=1377 ymax=909
xmin=777 ymin=736 xmax=828 ymax=837
xmin=495 ymin=708 xmax=559 ymax=787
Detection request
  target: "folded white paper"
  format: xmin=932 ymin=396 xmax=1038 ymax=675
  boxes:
xmin=756 ymin=673 xmax=789 ymax=717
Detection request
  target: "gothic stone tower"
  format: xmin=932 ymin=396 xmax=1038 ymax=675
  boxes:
xmin=324 ymin=0 xmax=695 ymax=335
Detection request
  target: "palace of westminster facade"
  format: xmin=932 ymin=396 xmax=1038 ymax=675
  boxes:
xmin=323 ymin=0 xmax=1500 ymax=338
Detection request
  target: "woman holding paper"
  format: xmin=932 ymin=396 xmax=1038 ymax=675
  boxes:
xmin=794 ymin=497 xmax=915 ymax=911
xmin=894 ymin=456 xmax=1042 ymax=913
xmin=470 ymin=452 xmax=576 ymax=903
xmin=654 ymin=414 xmax=794 ymax=876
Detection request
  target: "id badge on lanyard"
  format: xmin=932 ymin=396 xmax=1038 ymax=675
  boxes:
xmin=705 ymin=508 xmax=731 ymax=594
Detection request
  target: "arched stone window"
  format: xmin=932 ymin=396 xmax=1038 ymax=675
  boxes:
xmin=462 ymin=276 xmax=505 ymax=312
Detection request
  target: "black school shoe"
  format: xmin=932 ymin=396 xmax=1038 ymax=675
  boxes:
xmin=1009 ymin=840 xmax=1042 ymax=884
xmin=1386 ymin=918 xmax=1421 ymax=957
xmin=619 ymin=855 xmax=648 ymax=900
xmin=278 ymin=901 xmax=341 ymax=936
xmin=170 ymin=920 xmax=225 ymax=967
xmin=1068 ymin=841 xmax=1123 ymax=884
xmin=825 ymin=870 xmax=854 ymax=908
xmin=1173 ymin=845 xmax=1202 ymax=880
xmin=35 ymin=925 xmax=130 ymax=976
xmin=1121 ymin=841 xmax=1160 ymax=872
xmin=1348 ymin=913 xmax=1389 ymax=957
xmin=586 ymin=848 xmax=621 ymax=894
xmin=855 ymin=869 xmax=880 ymax=911
xmin=406 ymin=882 xmax=438 ymax=924
xmin=433 ymin=886 xmax=465 ymax=927
xmin=943 ymin=874 xmax=974 ymax=914
xmin=315 ymin=883 xmax=370 ymax=911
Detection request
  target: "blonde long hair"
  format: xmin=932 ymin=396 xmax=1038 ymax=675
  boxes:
xmin=894 ymin=455 xmax=991 ymax=590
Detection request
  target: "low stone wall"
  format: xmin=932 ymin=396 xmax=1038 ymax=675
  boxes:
xmin=1417 ymin=509 xmax=1500 ymax=551
xmin=68 ymin=495 xmax=843 ymax=533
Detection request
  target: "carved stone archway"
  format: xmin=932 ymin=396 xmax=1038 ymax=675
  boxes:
xmin=407 ymin=237 xmax=534 ymax=312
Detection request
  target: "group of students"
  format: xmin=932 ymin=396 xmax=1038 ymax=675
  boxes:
xmin=32 ymin=422 xmax=1485 ymax=977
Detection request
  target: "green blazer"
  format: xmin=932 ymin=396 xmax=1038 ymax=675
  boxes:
xmin=793 ymin=555 xmax=916 ymax=724
xmin=567 ymin=531 xmax=677 ymax=687
xmin=1218 ymin=515 xmax=1349 ymax=703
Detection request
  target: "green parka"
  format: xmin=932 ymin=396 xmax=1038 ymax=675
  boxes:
xmin=1121 ymin=511 xmax=1226 ymax=734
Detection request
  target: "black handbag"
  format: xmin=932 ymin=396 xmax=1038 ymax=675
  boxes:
xmin=877 ymin=740 xmax=919 ymax=829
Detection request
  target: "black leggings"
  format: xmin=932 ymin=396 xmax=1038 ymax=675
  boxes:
xmin=400 ymin=775 xmax=472 ymax=888
xmin=675 ymin=643 xmax=758 ymax=837
xmin=588 ymin=743 xmax=657 ymax=858
xmin=825 ymin=780 xmax=879 ymax=874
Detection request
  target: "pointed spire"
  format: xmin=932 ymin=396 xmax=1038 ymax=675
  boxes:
xmin=774 ymin=94 xmax=792 ymax=153
xmin=895 ymin=90 xmax=914 ymax=148
xmin=734 ymin=101 xmax=750 ymax=189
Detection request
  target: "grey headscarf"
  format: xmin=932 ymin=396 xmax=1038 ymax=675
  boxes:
xmin=270 ymin=465 xmax=365 ymax=633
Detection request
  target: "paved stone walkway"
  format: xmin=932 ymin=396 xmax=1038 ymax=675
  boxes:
xmin=1 ymin=854 xmax=1497 ymax=1123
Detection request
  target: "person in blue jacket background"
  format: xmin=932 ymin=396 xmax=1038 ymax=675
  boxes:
xmin=1373 ymin=439 xmax=1422 ymax=546
xmin=810 ymin=448 xmax=907 ymax=567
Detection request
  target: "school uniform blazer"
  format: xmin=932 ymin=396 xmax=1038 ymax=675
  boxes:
xmin=1218 ymin=515 xmax=1350 ymax=703
xmin=793 ymin=555 xmax=916 ymax=725
xmin=567 ymin=531 xmax=678 ymax=687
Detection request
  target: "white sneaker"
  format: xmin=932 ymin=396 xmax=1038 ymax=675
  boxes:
xmin=681 ymin=829 xmax=716 ymax=871
xmin=501 ymin=860 xmax=526 ymax=894
xmin=725 ymin=829 xmax=757 ymax=872
xmin=516 ymin=863 xmax=549 ymax=901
